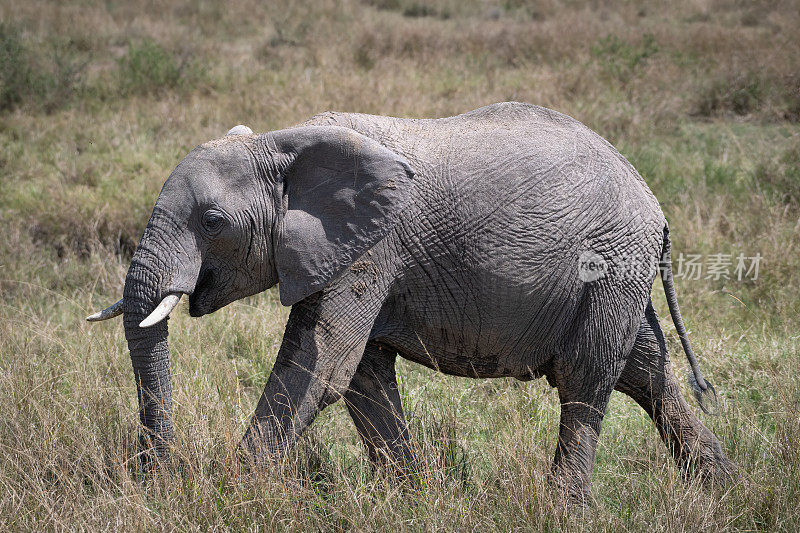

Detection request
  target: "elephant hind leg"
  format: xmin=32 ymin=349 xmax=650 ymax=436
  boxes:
xmin=615 ymin=300 xmax=735 ymax=484
xmin=548 ymin=285 xmax=642 ymax=503
xmin=344 ymin=343 xmax=416 ymax=475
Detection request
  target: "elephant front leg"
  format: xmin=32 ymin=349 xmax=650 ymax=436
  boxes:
xmin=344 ymin=343 xmax=416 ymax=475
xmin=240 ymin=290 xmax=384 ymax=463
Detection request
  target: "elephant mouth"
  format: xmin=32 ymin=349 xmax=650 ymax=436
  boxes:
xmin=189 ymin=268 xmax=214 ymax=317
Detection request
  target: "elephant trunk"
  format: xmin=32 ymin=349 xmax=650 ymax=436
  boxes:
xmin=123 ymin=259 xmax=174 ymax=457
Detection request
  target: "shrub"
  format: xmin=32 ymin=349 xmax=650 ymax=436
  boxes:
xmin=590 ymin=33 xmax=658 ymax=84
xmin=693 ymin=72 xmax=765 ymax=117
xmin=41 ymin=44 xmax=86 ymax=112
xmin=753 ymin=144 xmax=800 ymax=211
xmin=783 ymin=76 xmax=800 ymax=122
xmin=0 ymin=23 xmax=32 ymax=111
xmin=0 ymin=24 xmax=84 ymax=113
xmin=401 ymin=3 xmax=450 ymax=19
xmin=117 ymin=39 xmax=201 ymax=96
xmin=363 ymin=0 xmax=456 ymax=19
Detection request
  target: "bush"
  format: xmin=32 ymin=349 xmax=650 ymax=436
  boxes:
xmin=0 ymin=23 xmax=84 ymax=113
xmin=363 ymin=0 xmax=457 ymax=19
xmin=0 ymin=23 xmax=32 ymax=111
xmin=41 ymin=44 xmax=86 ymax=112
xmin=401 ymin=3 xmax=450 ymax=19
xmin=694 ymin=72 xmax=765 ymax=117
xmin=783 ymin=76 xmax=800 ymax=122
xmin=693 ymin=71 xmax=800 ymax=121
xmin=590 ymin=33 xmax=658 ymax=84
xmin=753 ymin=144 xmax=800 ymax=210
xmin=117 ymin=39 xmax=201 ymax=96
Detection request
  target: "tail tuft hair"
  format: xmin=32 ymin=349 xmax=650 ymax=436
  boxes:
xmin=688 ymin=369 xmax=719 ymax=415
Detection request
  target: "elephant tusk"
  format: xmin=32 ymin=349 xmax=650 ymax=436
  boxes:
xmin=139 ymin=293 xmax=182 ymax=328
xmin=86 ymin=299 xmax=124 ymax=322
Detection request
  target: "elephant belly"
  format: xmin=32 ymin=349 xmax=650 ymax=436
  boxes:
xmin=373 ymin=318 xmax=552 ymax=379
xmin=370 ymin=281 xmax=571 ymax=380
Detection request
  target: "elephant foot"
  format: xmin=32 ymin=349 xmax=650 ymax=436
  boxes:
xmin=367 ymin=450 xmax=416 ymax=478
xmin=135 ymin=432 xmax=174 ymax=469
xmin=236 ymin=418 xmax=287 ymax=467
xmin=701 ymin=456 xmax=737 ymax=487
xmin=693 ymin=451 xmax=736 ymax=488
xmin=679 ymin=432 xmax=737 ymax=488
xmin=547 ymin=465 xmax=593 ymax=509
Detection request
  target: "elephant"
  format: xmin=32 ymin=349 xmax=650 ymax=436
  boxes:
xmin=87 ymin=102 xmax=734 ymax=500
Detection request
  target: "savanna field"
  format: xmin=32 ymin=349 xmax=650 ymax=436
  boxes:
xmin=1 ymin=0 xmax=799 ymax=530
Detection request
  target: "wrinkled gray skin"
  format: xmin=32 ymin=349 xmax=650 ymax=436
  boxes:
xmin=116 ymin=102 xmax=733 ymax=500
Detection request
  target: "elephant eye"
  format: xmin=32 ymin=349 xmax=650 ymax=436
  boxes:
xmin=202 ymin=209 xmax=226 ymax=234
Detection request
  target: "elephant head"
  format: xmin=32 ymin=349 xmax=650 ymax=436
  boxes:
xmin=87 ymin=124 xmax=414 ymax=454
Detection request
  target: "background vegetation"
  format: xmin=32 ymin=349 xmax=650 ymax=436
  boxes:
xmin=0 ymin=0 xmax=798 ymax=530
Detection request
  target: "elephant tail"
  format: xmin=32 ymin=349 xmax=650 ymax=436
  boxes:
xmin=659 ymin=224 xmax=719 ymax=415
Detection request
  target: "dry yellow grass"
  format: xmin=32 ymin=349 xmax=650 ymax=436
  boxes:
xmin=1 ymin=0 xmax=799 ymax=530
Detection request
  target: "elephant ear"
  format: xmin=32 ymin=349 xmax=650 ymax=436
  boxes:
xmin=268 ymin=126 xmax=415 ymax=306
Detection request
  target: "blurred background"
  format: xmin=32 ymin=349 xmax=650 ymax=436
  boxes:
xmin=0 ymin=1 xmax=798 ymax=529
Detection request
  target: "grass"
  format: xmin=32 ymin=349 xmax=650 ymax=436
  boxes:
xmin=0 ymin=0 xmax=799 ymax=530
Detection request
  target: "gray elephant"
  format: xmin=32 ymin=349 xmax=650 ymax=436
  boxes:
xmin=87 ymin=102 xmax=733 ymax=500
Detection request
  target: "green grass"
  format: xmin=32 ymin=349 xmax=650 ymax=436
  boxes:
xmin=1 ymin=0 xmax=799 ymax=530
